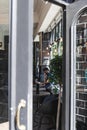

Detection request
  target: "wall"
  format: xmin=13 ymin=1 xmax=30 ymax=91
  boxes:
xmin=0 ymin=25 xmax=9 ymax=50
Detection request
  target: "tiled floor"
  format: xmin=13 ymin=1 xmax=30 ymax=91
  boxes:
xmin=0 ymin=122 xmax=9 ymax=130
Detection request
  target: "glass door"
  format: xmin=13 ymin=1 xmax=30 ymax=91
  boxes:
xmin=64 ymin=1 xmax=87 ymax=130
xmin=72 ymin=9 xmax=87 ymax=130
xmin=0 ymin=0 xmax=9 ymax=125
xmin=0 ymin=0 xmax=33 ymax=129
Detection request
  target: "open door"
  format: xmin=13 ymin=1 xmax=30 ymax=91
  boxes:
xmin=9 ymin=0 xmax=33 ymax=130
xmin=65 ymin=1 xmax=87 ymax=130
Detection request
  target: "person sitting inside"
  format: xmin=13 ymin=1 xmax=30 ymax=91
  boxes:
xmin=35 ymin=76 xmax=45 ymax=86
xmin=35 ymin=68 xmax=55 ymax=94
xmin=43 ymin=67 xmax=54 ymax=94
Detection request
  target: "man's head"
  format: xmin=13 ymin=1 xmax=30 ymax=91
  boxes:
xmin=43 ymin=67 xmax=49 ymax=74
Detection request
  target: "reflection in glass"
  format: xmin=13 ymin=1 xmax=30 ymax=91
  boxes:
xmin=76 ymin=9 xmax=87 ymax=129
xmin=0 ymin=0 xmax=9 ymax=124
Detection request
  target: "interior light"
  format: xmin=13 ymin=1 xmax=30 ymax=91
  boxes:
xmin=46 ymin=47 xmax=49 ymax=50
xmin=42 ymin=0 xmax=48 ymax=4
xmin=60 ymin=37 xmax=63 ymax=42
xmin=45 ymin=1 xmax=48 ymax=4
xmin=49 ymin=44 xmax=52 ymax=48
xmin=47 ymin=52 xmax=50 ymax=55
xmin=54 ymin=49 xmax=57 ymax=53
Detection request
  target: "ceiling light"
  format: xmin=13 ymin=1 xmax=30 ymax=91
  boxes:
xmin=47 ymin=52 xmax=50 ymax=55
xmin=45 ymin=1 xmax=48 ymax=4
xmin=49 ymin=44 xmax=52 ymax=48
xmin=54 ymin=49 xmax=57 ymax=53
xmin=42 ymin=0 xmax=49 ymax=4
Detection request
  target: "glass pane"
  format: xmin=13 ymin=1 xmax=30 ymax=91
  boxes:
xmin=55 ymin=24 xmax=59 ymax=40
xmin=76 ymin=9 xmax=87 ymax=130
xmin=0 ymin=0 xmax=9 ymax=128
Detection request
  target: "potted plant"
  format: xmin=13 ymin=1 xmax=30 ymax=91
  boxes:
xmin=50 ymin=55 xmax=62 ymax=85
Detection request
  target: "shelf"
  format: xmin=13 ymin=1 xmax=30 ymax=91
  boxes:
xmin=0 ymin=87 xmax=8 ymax=90
xmin=77 ymin=30 xmax=87 ymax=33
xmin=76 ymin=43 xmax=85 ymax=46
xmin=76 ymin=88 xmax=87 ymax=92
xmin=0 ymin=102 xmax=8 ymax=105
xmin=76 ymin=76 xmax=86 ymax=78
xmin=76 ymin=114 xmax=87 ymax=118
xmin=43 ymin=41 xmax=50 ymax=43
xmin=76 ymin=54 xmax=87 ymax=56
xmin=76 ymin=69 xmax=85 ymax=71
xmin=76 ymin=61 xmax=87 ymax=63
xmin=0 ymin=117 xmax=8 ymax=119
xmin=76 ymin=37 xmax=87 ymax=40
xmin=77 ymin=22 xmax=87 ymax=26
xmin=76 ymin=84 xmax=87 ymax=87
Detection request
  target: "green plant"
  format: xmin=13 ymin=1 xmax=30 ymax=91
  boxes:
xmin=50 ymin=55 xmax=62 ymax=85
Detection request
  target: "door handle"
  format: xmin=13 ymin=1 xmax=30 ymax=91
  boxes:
xmin=16 ymin=99 xmax=26 ymax=130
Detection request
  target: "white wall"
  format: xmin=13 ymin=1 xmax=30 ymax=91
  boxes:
xmin=0 ymin=24 xmax=9 ymax=50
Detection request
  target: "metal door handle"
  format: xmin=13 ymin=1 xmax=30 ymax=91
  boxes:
xmin=16 ymin=99 xmax=26 ymax=130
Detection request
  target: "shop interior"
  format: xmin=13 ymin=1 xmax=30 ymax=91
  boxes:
xmin=33 ymin=1 xmax=63 ymax=130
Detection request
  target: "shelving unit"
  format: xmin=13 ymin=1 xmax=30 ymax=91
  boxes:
xmin=76 ymin=11 xmax=87 ymax=123
xmin=76 ymin=21 xmax=87 ymax=89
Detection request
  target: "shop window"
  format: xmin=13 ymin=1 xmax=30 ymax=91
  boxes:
xmin=75 ymin=9 xmax=87 ymax=129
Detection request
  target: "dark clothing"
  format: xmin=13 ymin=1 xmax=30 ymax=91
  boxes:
xmin=44 ymin=72 xmax=54 ymax=94
xmin=45 ymin=72 xmax=54 ymax=89
xmin=44 ymin=72 xmax=51 ymax=89
xmin=45 ymin=83 xmax=51 ymax=89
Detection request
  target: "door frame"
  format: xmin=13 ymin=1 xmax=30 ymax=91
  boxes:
xmin=9 ymin=0 xmax=33 ymax=129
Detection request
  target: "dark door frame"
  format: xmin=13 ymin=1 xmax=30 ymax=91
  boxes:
xmin=9 ymin=0 xmax=33 ymax=129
